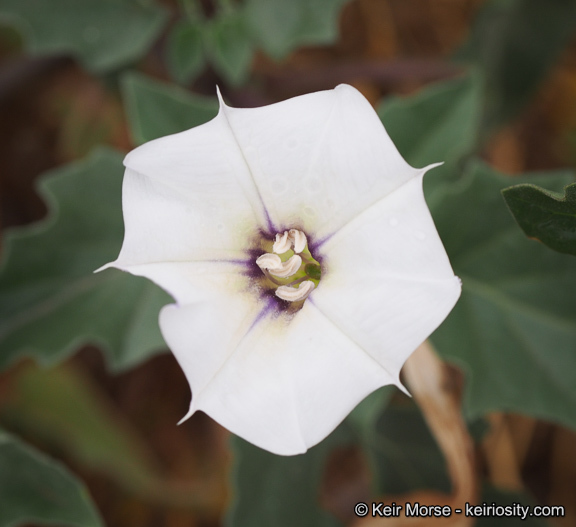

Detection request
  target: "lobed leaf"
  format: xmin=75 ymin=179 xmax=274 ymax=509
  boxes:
xmin=430 ymin=163 xmax=576 ymax=429
xmin=0 ymin=148 xmax=170 ymax=372
xmin=0 ymin=0 xmax=168 ymax=73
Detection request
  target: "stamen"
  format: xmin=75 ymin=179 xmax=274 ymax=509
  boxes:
xmin=276 ymin=281 xmax=315 ymax=302
xmin=255 ymin=229 xmax=319 ymax=305
xmin=270 ymin=255 xmax=302 ymax=278
xmin=256 ymin=253 xmax=282 ymax=270
xmin=272 ymin=231 xmax=291 ymax=254
xmin=288 ymin=229 xmax=307 ymax=253
xmin=256 ymin=253 xmax=302 ymax=278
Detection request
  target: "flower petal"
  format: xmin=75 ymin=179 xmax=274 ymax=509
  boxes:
xmin=129 ymin=261 xmax=264 ymax=399
xmin=312 ymin=173 xmax=461 ymax=379
xmin=110 ymin=110 xmax=272 ymax=267
xmin=160 ymin=301 xmax=395 ymax=455
xmin=218 ymin=84 xmax=419 ymax=240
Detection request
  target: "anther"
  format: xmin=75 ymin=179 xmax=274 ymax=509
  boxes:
xmin=288 ymin=229 xmax=307 ymax=253
xmin=275 ymin=281 xmax=315 ymax=302
xmin=256 ymin=253 xmax=302 ymax=278
xmin=272 ymin=231 xmax=291 ymax=254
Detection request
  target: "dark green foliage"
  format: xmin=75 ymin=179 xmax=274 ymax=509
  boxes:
xmin=503 ymin=182 xmax=576 ymax=256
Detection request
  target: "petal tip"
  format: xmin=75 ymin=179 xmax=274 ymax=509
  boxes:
xmin=94 ymin=261 xmax=115 ymax=274
xmin=421 ymin=162 xmax=444 ymax=175
xmin=396 ymin=379 xmax=411 ymax=397
xmin=216 ymin=85 xmax=227 ymax=109
xmin=177 ymin=404 xmax=196 ymax=425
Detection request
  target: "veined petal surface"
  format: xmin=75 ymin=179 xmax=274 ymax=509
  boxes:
xmin=313 ymin=174 xmax=461 ymax=378
xmin=111 ymin=116 xmax=267 ymax=268
xmin=160 ymin=300 xmax=395 ymax=455
xmin=219 ymin=84 xmax=419 ymax=241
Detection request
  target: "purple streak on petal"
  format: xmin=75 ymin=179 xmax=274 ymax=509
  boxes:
xmin=309 ymin=232 xmax=333 ymax=252
xmin=248 ymin=297 xmax=274 ymax=333
xmin=263 ymin=206 xmax=276 ymax=234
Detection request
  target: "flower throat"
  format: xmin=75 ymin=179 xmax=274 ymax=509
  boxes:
xmin=256 ymin=229 xmax=321 ymax=303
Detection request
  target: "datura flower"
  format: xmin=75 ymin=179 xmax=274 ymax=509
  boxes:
xmin=100 ymin=84 xmax=461 ymax=455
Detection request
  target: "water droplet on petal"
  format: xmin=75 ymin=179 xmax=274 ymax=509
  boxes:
xmin=414 ymin=230 xmax=426 ymax=241
xmin=304 ymin=206 xmax=316 ymax=217
xmin=389 ymin=217 xmax=399 ymax=227
xmin=217 ymin=223 xmax=225 ymax=232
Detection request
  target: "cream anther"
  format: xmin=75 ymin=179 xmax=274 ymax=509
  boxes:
xmin=288 ymin=229 xmax=307 ymax=253
xmin=256 ymin=253 xmax=302 ymax=278
xmin=273 ymin=231 xmax=291 ymax=254
xmin=270 ymin=255 xmax=302 ymax=278
xmin=276 ymin=281 xmax=315 ymax=302
xmin=256 ymin=253 xmax=282 ymax=271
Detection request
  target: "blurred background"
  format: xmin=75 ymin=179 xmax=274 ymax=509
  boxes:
xmin=0 ymin=1 xmax=576 ymax=526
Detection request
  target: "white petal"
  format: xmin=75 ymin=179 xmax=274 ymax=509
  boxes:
xmin=218 ymin=84 xmax=418 ymax=241
xmin=111 ymin=260 xmax=251 ymax=306
xmin=105 ymin=165 xmax=256 ymax=269
xmin=112 ymin=102 xmax=280 ymax=267
xmin=312 ymin=173 xmax=461 ymax=379
xmin=132 ymin=262 xmax=263 ymax=400
xmin=161 ymin=301 xmax=394 ymax=455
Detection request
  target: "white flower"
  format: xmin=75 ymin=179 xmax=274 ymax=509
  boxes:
xmin=100 ymin=85 xmax=461 ymax=455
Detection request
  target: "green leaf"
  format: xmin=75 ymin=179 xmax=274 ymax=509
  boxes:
xmin=458 ymin=0 xmax=576 ymax=134
xmin=226 ymin=431 xmax=349 ymax=527
xmin=166 ymin=20 xmax=206 ymax=85
xmin=356 ymin=399 xmax=450 ymax=496
xmin=379 ymin=74 xmax=482 ymax=185
xmin=430 ymin=162 xmax=576 ymax=429
xmin=0 ymin=430 xmax=102 ymax=527
xmin=206 ymin=11 xmax=255 ymax=86
xmin=502 ymin=182 xmax=576 ymax=256
xmin=244 ymin=0 xmax=349 ymax=59
xmin=122 ymin=72 xmax=219 ymax=145
xmin=345 ymin=386 xmax=394 ymax=437
xmin=0 ymin=147 xmax=170 ymax=372
xmin=0 ymin=0 xmax=168 ymax=73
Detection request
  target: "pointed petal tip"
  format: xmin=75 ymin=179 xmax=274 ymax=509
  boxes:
xmin=177 ymin=404 xmax=196 ymax=425
xmin=94 ymin=261 xmax=115 ymax=274
xmin=396 ymin=379 xmax=411 ymax=398
xmin=334 ymin=82 xmax=355 ymax=92
xmin=421 ymin=161 xmax=444 ymax=175
xmin=216 ymin=85 xmax=227 ymax=109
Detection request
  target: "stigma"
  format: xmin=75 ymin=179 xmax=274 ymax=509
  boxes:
xmin=255 ymin=229 xmax=320 ymax=303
